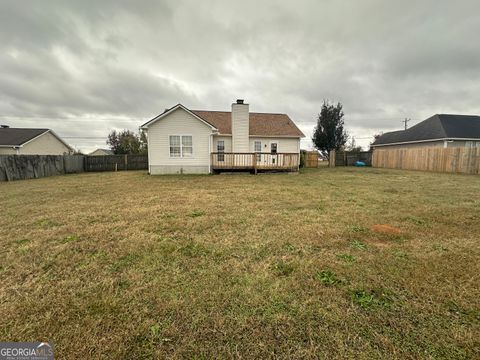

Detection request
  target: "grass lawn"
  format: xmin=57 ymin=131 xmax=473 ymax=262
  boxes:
xmin=0 ymin=168 xmax=479 ymax=359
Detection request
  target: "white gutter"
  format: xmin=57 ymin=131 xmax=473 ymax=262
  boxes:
xmin=373 ymin=137 xmax=480 ymax=147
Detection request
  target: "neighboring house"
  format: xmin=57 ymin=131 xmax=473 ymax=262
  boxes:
xmin=140 ymin=99 xmax=305 ymax=174
xmin=89 ymin=148 xmax=114 ymax=156
xmin=372 ymin=114 xmax=480 ymax=149
xmin=0 ymin=126 xmax=73 ymax=155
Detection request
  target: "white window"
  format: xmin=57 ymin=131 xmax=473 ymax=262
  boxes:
xmin=182 ymin=136 xmax=193 ymax=157
xmin=170 ymin=135 xmax=192 ymax=157
xmin=169 ymin=135 xmax=181 ymax=157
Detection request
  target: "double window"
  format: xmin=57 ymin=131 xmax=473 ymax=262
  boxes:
xmin=169 ymin=135 xmax=193 ymax=157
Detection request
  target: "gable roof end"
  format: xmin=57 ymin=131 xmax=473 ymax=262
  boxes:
xmin=140 ymin=104 xmax=218 ymax=131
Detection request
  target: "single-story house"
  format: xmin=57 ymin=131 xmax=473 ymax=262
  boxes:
xmin=140 ymin=99 xmax=305 ymax=174
xmin=89 ymin=148 xmax=114 ymax=156
xmin=372 ymin=114 xmax=480 ymax=149
xmin=0 ymin=126 xmax=73 ymax=155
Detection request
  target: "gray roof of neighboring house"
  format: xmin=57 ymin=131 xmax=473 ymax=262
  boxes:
xmin=0 ymin=128 xmax=50 ymax=146
xmin=89 ymin=148 xmax=114 ymax=155
xmin=373 ymin=114 xmax=480 ymax=146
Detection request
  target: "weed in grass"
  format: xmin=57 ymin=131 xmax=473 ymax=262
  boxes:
xmin=351 ymin=289 xmax=395 ymax=309
xmin=15 ymin=238 xmax=30 ymax=246
xmin=315 ymin=270 xmax=341 ymax=286
xmin=351 ymin=290 xmax=374 ymax=309
xmin=149 ymin=323 xmax=172 ymax=344
xmin=189 ymin=210 xmax=205 ymax=218
xmin=36 ymin=219 xmax=59 ymax=228
xmin=180 ymin=241 xmax=210 ymax=257
xmin=282 ymin=242 xmax=296 ymax=252
xmin=402 ymin=215 xmax=427 ymax=226
xmin=433 ymin=244 xmax=448 ymax=252
xmin=349 ymin=225 xmax=369 ymax=233
xmin=337 ymin=254 xmax=356 ymax=262
xmin=350 ymin=240 xmax=367 ymax=250
xmin=150 ymin=324 xmax=161 ymax=339
xmin=272 ymin=260 xmax=295 ymax=276
xmin=60 ymin=235 xmax=79 ymax=244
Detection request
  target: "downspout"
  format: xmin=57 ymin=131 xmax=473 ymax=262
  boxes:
xmin=208 ymin=132 xmax=212 ymax=174
xmin=143 ymin=128 xmax=151 ymax=174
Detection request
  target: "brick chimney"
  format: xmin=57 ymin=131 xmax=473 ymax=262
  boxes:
xmin=231 ymin=99 xmax=249 ymax=152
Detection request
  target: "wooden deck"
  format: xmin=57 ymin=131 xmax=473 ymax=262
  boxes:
xmin=211 ymin=152 xmax=299 ymax=173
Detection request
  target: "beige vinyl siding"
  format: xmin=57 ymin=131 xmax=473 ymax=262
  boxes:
xmin=147 ymin=107 xmax=213 ymax=174
xmin=0 ymin=147 xmax=16 ymax=155
xmin=231 ymin=103 xmax=249 ymax=152
xmin=249 ymin=137 xmax=300 ymax=153
xmin=0 ymin=132 xmax=71 ymax=155
xmin=213 ymin=136 xmax=232 ymax=152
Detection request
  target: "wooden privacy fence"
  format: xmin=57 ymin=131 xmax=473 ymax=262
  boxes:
xmin=372 ymin=147 xmax=480 ymax=174
xmin=305 ymin=151 xmax=319 ymax=168
xmin=0 ymin=155 xmax=84 ymax=181
xmin=84 ymin=155 xmax=148 ymax=172
xmin=328 ymin=150 xmax=372 ymax=167
xmin=0 ymin=154 xmax=148 ymax=181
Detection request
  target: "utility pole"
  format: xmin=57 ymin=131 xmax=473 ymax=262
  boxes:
xmin=402 ymin=118 xmax=411 ymax=130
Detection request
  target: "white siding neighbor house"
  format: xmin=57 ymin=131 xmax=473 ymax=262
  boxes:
xmin=0 ymin=126 xmax=73 ymax=155
xmin=141 ymin=100 xmax=305 ymax=174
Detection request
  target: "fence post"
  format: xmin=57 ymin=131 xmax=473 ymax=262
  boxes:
xmin=329 ymin=150 xmax=336 ymax=167
xmin=125 ymin=154 xmax=128 ymax=171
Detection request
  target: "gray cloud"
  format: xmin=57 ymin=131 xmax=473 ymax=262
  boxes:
xmin=1 ymin=0 xmax=479 ymax=151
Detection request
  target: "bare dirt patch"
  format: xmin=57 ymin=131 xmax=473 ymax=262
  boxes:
xmin=370 ymin=224 xmax=402 ymax=235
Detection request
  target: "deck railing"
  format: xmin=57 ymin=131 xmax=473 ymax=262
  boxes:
xmin=211 ymin=152 xmax=299 ymax=172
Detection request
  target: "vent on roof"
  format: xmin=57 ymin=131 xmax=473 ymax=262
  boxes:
xmin=0 ymin=125 xmax=9 ymax=128
xmin=236 ymin=99 xmax=244 ymax=104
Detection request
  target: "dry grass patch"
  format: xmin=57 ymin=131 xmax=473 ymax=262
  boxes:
xmin=0 ymin=168 xmax=479 ymax=359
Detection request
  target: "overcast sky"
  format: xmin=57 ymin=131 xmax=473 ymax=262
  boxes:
xmin=1 ymin=0 xmax=479 ymax=152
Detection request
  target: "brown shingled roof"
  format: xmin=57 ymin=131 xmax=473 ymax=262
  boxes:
xmin=191 ymin=110 xmax=305 ymax=137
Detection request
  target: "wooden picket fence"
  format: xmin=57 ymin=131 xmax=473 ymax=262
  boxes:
xmin=372 ymin=146 xmax=480 ymax=174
